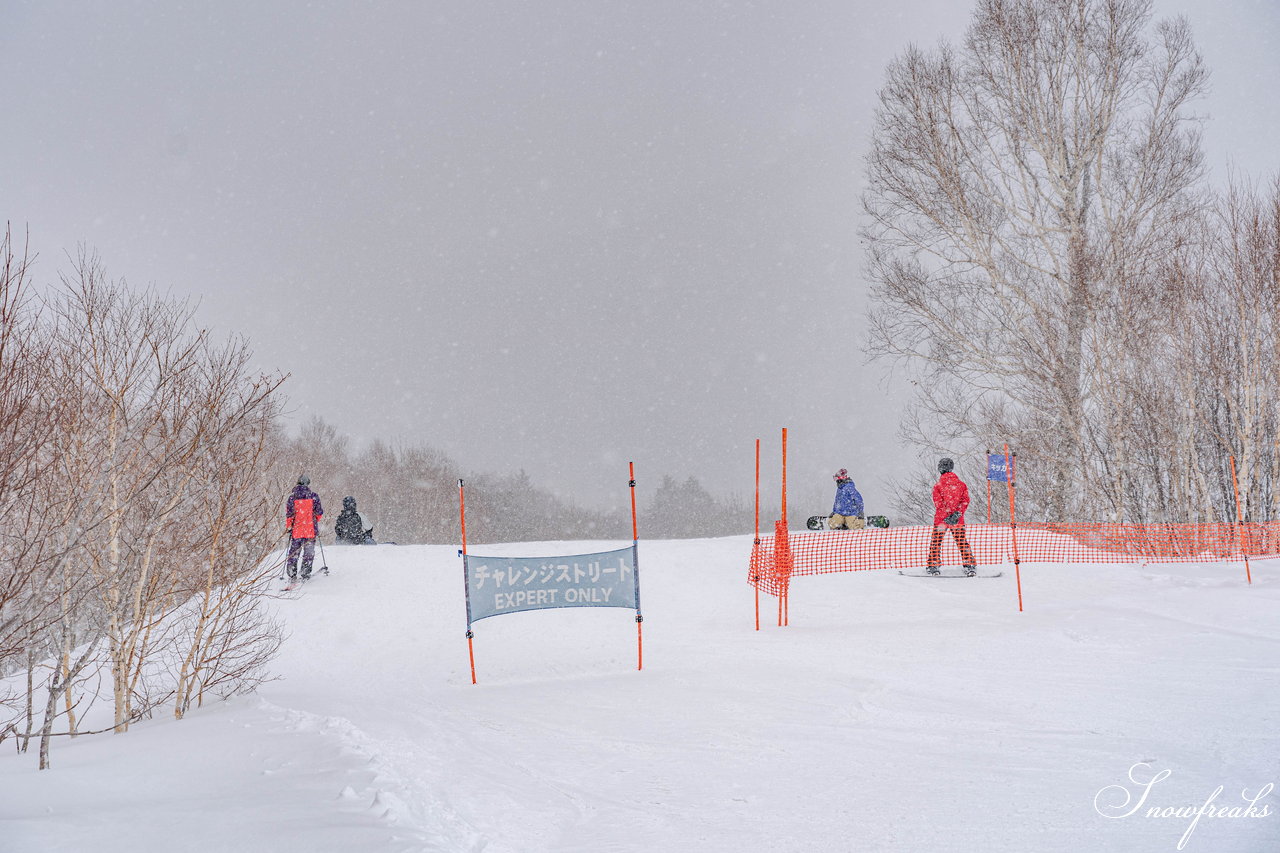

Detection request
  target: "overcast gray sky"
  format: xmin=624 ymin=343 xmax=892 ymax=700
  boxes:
xmin=3 ymin=0 xmax=1278 ymax=515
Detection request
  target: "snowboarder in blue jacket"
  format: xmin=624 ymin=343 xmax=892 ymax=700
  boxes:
xmin=830 ymin=469 xmax=865 ymax=530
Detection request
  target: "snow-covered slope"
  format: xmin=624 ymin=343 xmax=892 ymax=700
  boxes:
xmin=2 ymin=537 xmax=1277 ymax=852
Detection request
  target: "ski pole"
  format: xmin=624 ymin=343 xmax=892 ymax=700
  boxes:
xmin=278 ymin=531 xmax=291 ymax=580
xmin=317 ymin=535 xmax=330 ymax=575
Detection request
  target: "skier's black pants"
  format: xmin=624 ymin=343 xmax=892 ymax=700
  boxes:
xmin=287 ymin=536 xmax=316 ymax=578
xmin=927 ymin=524 xmax=976 ymax=568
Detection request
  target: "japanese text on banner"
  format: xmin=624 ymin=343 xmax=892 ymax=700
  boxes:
xmin=466 ymin=547 xmax=637 ymax=622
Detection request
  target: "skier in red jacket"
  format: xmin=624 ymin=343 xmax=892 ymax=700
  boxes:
xmin=928 ymin=458 xmax=977 ymax=576
xmin=285 ymin=475 xmax=324 ymax=581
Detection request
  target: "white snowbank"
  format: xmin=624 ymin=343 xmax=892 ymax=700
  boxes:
xmin=2 ymin=536 xmax=1277 ymax=852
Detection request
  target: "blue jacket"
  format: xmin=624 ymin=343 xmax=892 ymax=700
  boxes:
xmin=832 ymin=480 xmax=863 ymax=517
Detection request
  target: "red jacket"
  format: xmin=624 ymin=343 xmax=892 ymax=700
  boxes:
xmin=932 ymin=472 xmax=969 ymax=526
xmin=286 ymin=485 xmax=324 ymax=539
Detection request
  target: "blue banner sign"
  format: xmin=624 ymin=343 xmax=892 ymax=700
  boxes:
xmin=465 ymin=547 xmax=638 ymax=623
xmin=987 ymin=453 xmax=1010 ymax=482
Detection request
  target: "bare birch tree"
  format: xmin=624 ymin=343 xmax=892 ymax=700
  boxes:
xmin=1186 ymin=179 xmax=1280 ymax=520
xmin=0 ymin=225 xmax=62 ymax=670
xmin=864 ymin=0 xmax=1207 ymax=519
xmin=171 ymin=349 xmax=286 ymax=719
xmin=43 ymin=253 xmax=201 ymax=732
xmin=9 ymin=247 xmax=289 ymax=767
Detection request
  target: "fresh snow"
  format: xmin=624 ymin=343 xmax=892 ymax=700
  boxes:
xmin=2 ymin=536 xmax=1277 ymax=852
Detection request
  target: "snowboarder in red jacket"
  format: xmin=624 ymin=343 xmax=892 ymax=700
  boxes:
xmin=927 ymin=458 xmax=977 ymax=576
xmin=285 ymin=475 xmax=324 ymax=581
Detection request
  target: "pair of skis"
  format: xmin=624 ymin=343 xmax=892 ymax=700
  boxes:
xmin=281 ymin=565 xmax=329 ymax=591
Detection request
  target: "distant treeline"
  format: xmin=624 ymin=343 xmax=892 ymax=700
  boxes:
xmin=279 ymin=417 xmax=757 ymax=546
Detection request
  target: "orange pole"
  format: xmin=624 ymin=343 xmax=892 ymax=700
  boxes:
xmin=781 ymin=427 xmax=788 ymax=527
xmin=459 ymin=479 xmax=477 ymax=684
xmin=1006 ymin=446 xmax=1023 ymax=612
xmin=630 ymin=461 xmax=644 ymax=669
xmin=1230 ymin=456 xmax=1254 ymax=584
xmin=778 ymin=587 xmax=784 ymax=627
xmin=986 ymin=448 xmax=992 ymax=523
xmin=459 ymin=479 xmax=468 ymax=554
xmin=781 ymin=428 xmax=788 ymax=626
xmin=629 ymin=461 xmax=639 ymax=542
xmin=754 ymin=438 xmax=760 ymax=631
xmin=775 ymin=516 xmax=785 ymax=626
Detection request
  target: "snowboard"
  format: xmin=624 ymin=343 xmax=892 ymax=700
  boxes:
xmin=898 ymin=569 xmax=1004 ymax=579
xmin=807 ymin=515 xmax=891 ymax=531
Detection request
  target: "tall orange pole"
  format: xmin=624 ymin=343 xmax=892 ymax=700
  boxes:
xmin=630 ymin=462 xmax=644 ymax=668
xmin=459 ymin=479 xmax=477 ymax=684
xmin=1230 ymin=455 xmax=1254 ymax=584
xmin=777 ymin=564 xmax=784 ymax=627
xmin=781 ymin=427 xmax=788 ymax=528
xmin=777 ymin=522 xmax=785 ymax=628
xmin=1006 ymin=446 xmax=1023 ymax=612
xmin=754 ymin=438 xmax=760 ymax=631
xmin=781 ymin=428 xmax=789 ymax=627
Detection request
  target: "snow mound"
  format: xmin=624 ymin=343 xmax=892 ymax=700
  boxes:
xmin=2 ymin=536 xmax=1277 ymax=852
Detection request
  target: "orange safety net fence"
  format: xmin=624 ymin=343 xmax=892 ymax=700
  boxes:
xmin=748 ymin=521 xmax=1280 ymax=597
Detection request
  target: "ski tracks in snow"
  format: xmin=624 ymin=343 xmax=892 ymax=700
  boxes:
xmin=258 ymin=699 xmax=486 ymax=852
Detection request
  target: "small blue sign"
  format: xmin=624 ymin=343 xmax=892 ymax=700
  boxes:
xmin=987 ymin=454 xmax=1010 ymax=482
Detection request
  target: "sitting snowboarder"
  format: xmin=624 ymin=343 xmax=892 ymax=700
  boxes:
xmin=334 ymin=496 xmax=376 ymax=545
xmin=927 ymin=458 xmax=977 ymax=576
xmin=829 ymin=469 xmax=866 ymax=530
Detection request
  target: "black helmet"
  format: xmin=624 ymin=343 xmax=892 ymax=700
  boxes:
xmin=298 ymin=474 xmax=311 ymax=486
xmin=938 ymin=458 xmax=954 ymax=474
xmin=343 ymin=496 xmax=356 ymax=509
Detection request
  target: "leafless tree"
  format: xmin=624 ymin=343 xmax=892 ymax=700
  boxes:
xmin=1183 ymin=179 xmax=1280 ymax=520
xmin=0 ymin=227 xmax=98 ymax=755
xmin=0 ymin=225 xmax=64 ymax=670
xmin=1070 ymin=177 xmax=1280 ymax=524
xmin=41 ymin=252 xmax=207 ymax=732
xmin=172 ymin=365 xmax=286 ymax=719
xmin=5 ymin=247 xmax=289 ymax=767
xmin=863 ymin=0 xmax=1207 ymax=520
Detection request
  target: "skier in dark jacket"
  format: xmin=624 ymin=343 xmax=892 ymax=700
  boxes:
xmin=927 ymin=458 xmax=977 ymax=575
xmin=334 ymin=496 xmax=375 ymax=545
xmin=285 ymin=475 xmax=324 ymax=580
xmin=829 ymin=469 xmax=865 ymax=530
